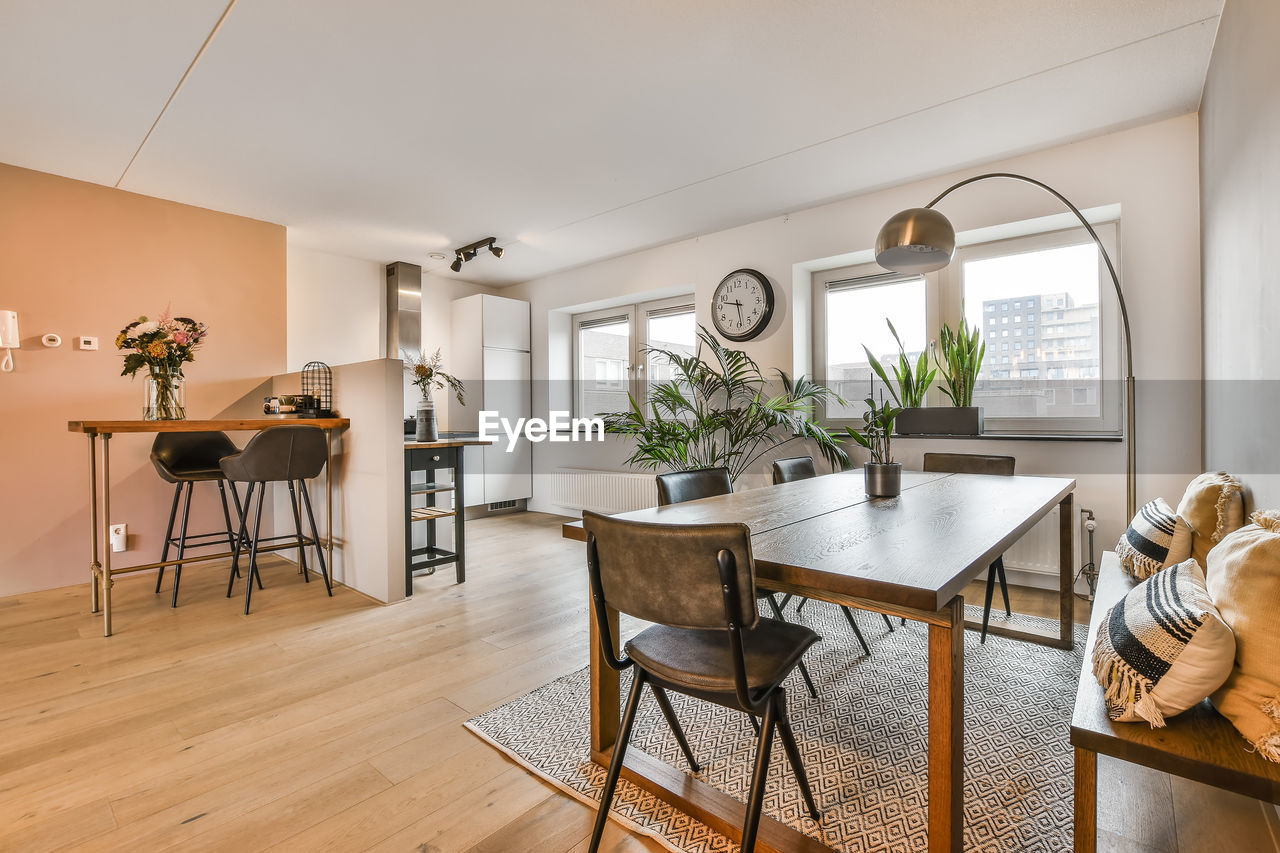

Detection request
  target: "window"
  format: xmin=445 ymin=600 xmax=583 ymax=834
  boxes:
xmin=815 ymin=271 xmax=928 ymax=420
xmin=814 ymin=221 xmax=1120 ymax=433
xmin=573 ymin=296 xmax=695 ymax=416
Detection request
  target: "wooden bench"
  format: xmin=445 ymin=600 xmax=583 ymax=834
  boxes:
xmin=1071 ymin=552 xmax=1280 ymax=851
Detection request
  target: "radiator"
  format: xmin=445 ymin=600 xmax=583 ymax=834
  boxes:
xmin=550 ymin=468 xmax=658 ymax=514
xmin=1003 ymin=505 xmax=1078 ymax=576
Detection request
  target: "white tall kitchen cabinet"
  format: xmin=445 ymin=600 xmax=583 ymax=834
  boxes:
xmin=450 ymin=294 xmax=532 ymax=507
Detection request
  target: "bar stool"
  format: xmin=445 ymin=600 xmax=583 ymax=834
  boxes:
xmin=150 ymin=431 xmax=242 ymax=607
xmin=220 ymin=425 xmax=332 ymax=614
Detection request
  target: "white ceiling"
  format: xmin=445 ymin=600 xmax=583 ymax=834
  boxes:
xmin=0 ymin=0 xmax=1223 ymax=285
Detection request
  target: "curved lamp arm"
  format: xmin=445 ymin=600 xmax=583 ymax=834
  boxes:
xmin=926 ymin=172 xmax=1137 ymax=519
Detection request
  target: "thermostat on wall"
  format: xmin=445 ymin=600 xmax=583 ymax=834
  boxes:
xmin=77 ymin=336 xmax=98 ymax=351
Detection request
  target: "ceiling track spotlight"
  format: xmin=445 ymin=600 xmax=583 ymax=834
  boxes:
xmin=448 ymin=237 xmax=503 ymax=272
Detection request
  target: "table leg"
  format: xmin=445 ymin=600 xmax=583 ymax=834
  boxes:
xmin=101 ymin=433 xmax=113 ymax=637
xmin=325 ymin=429 xmax=334 ymax=577
xmin=87 ymin=434 xmax=100 ymax=614
xmin=928 ymin=596 xmax=964 ymax=853
xmin=453 ymin=453 xmax=465 ymax=584
xmin=1059 ymin=492 xmax=1075 ymax=647
xmin=404 ymin=451 xmax=414 ymax=597
xmin=1074 ymin=746 xmax=1097 ymax=853
xmin=589 ymin=593 xmax=620 ymax=756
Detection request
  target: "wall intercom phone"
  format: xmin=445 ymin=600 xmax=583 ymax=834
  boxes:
xmin=0 ymin=310 xmax=19 ymax=372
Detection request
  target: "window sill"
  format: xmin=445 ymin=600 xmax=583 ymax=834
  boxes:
xmin=891 ymin=432 xmax=1122 ymax=442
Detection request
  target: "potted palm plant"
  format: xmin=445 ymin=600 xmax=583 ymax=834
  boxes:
xmin=842 ymin=390 xmax=903 ymax=497
xmin=601 ymin=326 xmax=848 ymax=481
xmin=931 ymin=318 xmax=986 ymax=435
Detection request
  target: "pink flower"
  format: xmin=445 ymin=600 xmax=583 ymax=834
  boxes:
xmin=172 ymin=331 xmax=190 ymax=345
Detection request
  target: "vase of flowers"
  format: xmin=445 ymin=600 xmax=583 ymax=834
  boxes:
xmin=403 ymin=348 xmax=466 ymax=442
xmin=116 ymin=312 xmax=207 ymax=420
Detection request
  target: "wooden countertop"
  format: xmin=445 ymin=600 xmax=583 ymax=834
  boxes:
xmin=69 ymin=417 xmax=350 ymax=434
xmin=404 ymin=437 xmax=494 ymax=449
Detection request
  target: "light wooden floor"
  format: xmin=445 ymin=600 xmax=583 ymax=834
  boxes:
xmin=1 ymin=511 xmax=1276 ymax=852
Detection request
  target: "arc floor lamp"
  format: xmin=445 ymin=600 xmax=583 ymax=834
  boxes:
xmin=874 ymin=172 xmax=1136 ymax=520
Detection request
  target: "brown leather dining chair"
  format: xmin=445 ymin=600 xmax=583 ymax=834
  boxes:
xmin=656 ymin=468 xmax=821 ymax=695
xmin=220 ymin=426 xmax=333 ymax=614
xmin=583 ymin=510 xmax=822 ymax=852
xmin=770 ymin=456 xmax=893 ymax=649
xmin=923 ymin=452 xmax=1015 ymax=642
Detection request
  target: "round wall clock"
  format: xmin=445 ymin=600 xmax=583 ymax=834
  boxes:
xmin=711 ymin=268 xmax=774 ymax=342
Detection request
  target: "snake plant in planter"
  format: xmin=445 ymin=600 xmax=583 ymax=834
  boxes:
xmin=601 ymin=326 xmax=849 ymax=483
xmin=842 ymin=390 xmax=903 ymax=497
xmin=930 ymin=317 xmax=986 ymax=435
xmin=862 ymin=319 xmax=942 ymax=436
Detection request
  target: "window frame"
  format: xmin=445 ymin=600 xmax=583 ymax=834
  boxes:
xmin=812 ymin=220 xmax=1122 ymax=435
xmin=572 ymin=295 xmax=695 ymax=418
xmin=812 ymin=267 xmax=940 ymax=426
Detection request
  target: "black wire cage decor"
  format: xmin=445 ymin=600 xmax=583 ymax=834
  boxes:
xmin=301 ymin=361 xmax=334 ymax=417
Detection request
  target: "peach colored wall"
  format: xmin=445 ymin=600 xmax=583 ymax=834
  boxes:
xmin=0 ymin=163 xmax=286 ymax=597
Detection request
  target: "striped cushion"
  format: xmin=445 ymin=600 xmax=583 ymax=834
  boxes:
xmin=1115 ymin=497 xmax=1192 ymax=580
xmin=1092 ymin=559 xmax=1235 ymax=727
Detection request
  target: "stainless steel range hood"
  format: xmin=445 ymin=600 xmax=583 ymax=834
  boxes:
xmin=385 ymin=261 xmax=421 ymax=358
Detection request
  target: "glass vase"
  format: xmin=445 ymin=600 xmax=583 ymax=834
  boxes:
xmin=415 ymin=396 xmax=437 ymax=441
xmin=145 ymin=368 xmax=186 ymax=421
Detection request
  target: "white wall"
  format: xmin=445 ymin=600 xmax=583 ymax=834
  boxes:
xmin=505 ymin=114 xmax=1205 ymax=557
xmin=285 ymin=243 xmax=499 ymax=425
xmin=286 ymin=245 xmax=385 ymax=371
xmin=1200 ymin=0 xmax=1280 ymax=512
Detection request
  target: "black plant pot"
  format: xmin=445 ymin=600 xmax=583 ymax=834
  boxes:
xmin=864 ymin=462 xmax=901 ymax=497
xmin=895 ymin=406 xmax=984 ymax=436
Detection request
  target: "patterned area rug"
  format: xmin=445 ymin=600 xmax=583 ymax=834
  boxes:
xmin=466 ymin=602 xmax=1088 ymax=852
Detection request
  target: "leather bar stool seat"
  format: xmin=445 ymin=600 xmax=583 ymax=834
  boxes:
xmin=220 ymin=425 xmax=333 ymax=614
xmin=150 ymin=431 xmax=242 ymax=607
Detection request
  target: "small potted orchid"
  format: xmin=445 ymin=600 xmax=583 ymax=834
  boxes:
xmin=403 ymin=348 xmax=465 ymax=441
xmin=116 ymin=312 xmax=207 ymax=420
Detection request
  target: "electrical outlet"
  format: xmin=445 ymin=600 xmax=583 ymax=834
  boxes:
xmin=109 ymin=523 xmax=128 ymax=552
xmin=77 ymin=336 xmax=98 ymax=351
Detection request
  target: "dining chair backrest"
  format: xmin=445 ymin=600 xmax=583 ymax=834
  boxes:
xmin=771 ymin=456 xmax=817 ymax=485
xmin=219 ymin=426 xmax=328 ymax=483
xmin=150 ymin=431 xmax=239 ymax=483
xmin=582 ymin=510 xmax=758 ymax=631
xmin=656 ymin=467 xmax=732 ymax=507
xmin=922 ymin=452 xmax=1015 ymax=477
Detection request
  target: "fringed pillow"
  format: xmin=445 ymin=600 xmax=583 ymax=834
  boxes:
xmin=1209 ymin=511 xmax=1280 ymax=761
xmin=1115 ymin=497 xmax=1193 ymax=580
xmin=1093 ymin=559 xmax=1235 ymax=727
xmin=1177 ymin=471 xmax=1245 ymax=570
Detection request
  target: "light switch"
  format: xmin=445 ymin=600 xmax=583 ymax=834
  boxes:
xmin=77 ymin=336 xmax=98 ymax=351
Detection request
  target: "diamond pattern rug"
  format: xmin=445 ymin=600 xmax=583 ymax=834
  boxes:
xmin=466 ymin=602 xmax=1088 ymax=852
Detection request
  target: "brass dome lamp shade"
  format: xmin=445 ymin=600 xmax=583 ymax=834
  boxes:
xmin=875 ymin=172 xmax=1137 ymax=519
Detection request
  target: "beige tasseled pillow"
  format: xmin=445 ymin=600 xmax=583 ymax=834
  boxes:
xmin=1177 ymin=471 xmax=1245 ymax=569
xmin=1208 ymin=511 xmax=1280 ymax=761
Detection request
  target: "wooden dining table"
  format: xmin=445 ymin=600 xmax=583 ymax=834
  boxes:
xmin=562 ymin=467 xmax=1076 ymax=853
xmin=68 ymin=417 xmax=349 ymax=637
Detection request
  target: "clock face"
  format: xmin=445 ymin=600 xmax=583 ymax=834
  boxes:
xmin=712 ymin=269 xmax=774 ymax=342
